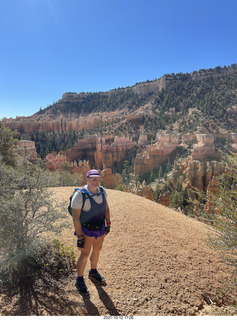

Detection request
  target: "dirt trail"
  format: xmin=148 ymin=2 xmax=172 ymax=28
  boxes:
xmin=1 ymin=187 xmax=236 ymax=316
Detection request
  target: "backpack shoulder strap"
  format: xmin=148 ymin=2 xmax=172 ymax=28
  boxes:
xmin=68 ymin=188 xmax=80 ymax=216
xmin=79 ymin=186 xmax=105 ymax=211
xmin=80 ymin=187 xmax=90 ymax=211
xmin=81 ymin=190 xmax=86 ymax=211
xmin=72 ymin=188 xmax=88 ymax=211
xmin=99 ymin=186 xmax=105 ymax=194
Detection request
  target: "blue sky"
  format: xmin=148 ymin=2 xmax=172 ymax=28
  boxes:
xmin=0 ymin=0 xmax=237 ymax=119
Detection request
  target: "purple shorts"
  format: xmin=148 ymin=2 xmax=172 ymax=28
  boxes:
xmin=74 ymin=224 xmax=105 ymax=239
xmin=82 ymin=224 xmax=105 ymax=239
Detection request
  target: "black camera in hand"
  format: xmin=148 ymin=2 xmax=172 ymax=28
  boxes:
xmin=77 ymin=235 xmax=85 ymax=248
xmin=105 ymin=226 xmax=110 ymax=235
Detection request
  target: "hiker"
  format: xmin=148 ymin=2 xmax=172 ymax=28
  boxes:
xmin=71 ymin=169 xmax=111 ymax=295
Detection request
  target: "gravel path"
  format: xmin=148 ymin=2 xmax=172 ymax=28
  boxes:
xmin=1 ymin=187 xmax=236 ymax=316
xmin=58 ymin=187 xmax=236 ymax=316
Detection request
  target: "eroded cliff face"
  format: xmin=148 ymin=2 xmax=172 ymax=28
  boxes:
xmin=44 ymin=132 xmax=234 ymax=192
xmin=60 ymin=75 xmax=169 ymax=102
xmin=44 ymin=154 xmax=122 ymax=187
xmin=2 ymin=77 xmax=168 ymax=133
xmin=170 ymin=159 xmax=225 ymax=191
xmin=101 ymin=168 xmax=122 ymax=189
xmin=16 ymin=132 xmax=235 ymax=197
xmin=45 ymin=152 xmax=71 ymax=171
xmin=45 ymin=153 xmax=91 ymax=184
xmin=191 ymin=134 xmax=221 ymax=161
xmin=4 ymin=115 xmax=104 ymax=133
xmin=64 ymin=134 xmax=136 ymax=170
xmin=17 ymin=140 xmax=38 ymax=162
xmin=121 ymin=180 xmax=154 ymax=201
xmin=156 ymin=158 xmax=226 ymax=206
xmin=1 ymin=72 xmax=197 ymax=134
xmin=134 ymin=133 xmax=183 ymax=175
xmin=134 ymin=133 xmax=236 ymax=177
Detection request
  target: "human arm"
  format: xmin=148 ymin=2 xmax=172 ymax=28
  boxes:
xmin=72 ymin=208 xmax=83 ymax=237
xmin=104 ymin=200 xmax=111 ymax=235
xmin=105 ymin=200 xmax=111 ymax=226
xmin=72 ymin=208 xmax=85 ymax=249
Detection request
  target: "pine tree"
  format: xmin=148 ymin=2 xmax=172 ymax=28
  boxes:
xmin=199 ymin=154 xmax=237 ymax=287
xmin=170 ymin=191 xmax=183 ymax=209
xmin=158 ymin=166 xmax=163 ymax=179
xmin=0 ymin=123 xmax=18 ymax=167
xmin=154 ymin=184 xmax=161 ymax=202
xmin=150 ymin=169 xmax=154 ymax=182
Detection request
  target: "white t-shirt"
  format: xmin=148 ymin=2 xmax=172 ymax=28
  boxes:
xmin=71 ymin=185 xmax=107 ymax=212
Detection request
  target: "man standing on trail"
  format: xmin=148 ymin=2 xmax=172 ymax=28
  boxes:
xmin=71 ymin=169 xmax=111 ymax=296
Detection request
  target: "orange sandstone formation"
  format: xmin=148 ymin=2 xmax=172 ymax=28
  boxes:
xmin=17 ymin=140 xmax=38 ymax=162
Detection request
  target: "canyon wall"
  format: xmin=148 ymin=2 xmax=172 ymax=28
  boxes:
xmin=2 ymin=76 xmax=169 ymax=134
xmin=64 ymin=134 xmax=136 ymax=170
xmin=43 ymin=132 xmax=236 ymax=192
xmin=17 ymin=140 xmax=38 ymax=162
xmin=134 ymin=133 xmax=236 ymax=177
xmin=191 ymin=134 xmax=221 ymax=161
xmin=4 ymin=116 xmax=104 ymax=134
xmin=100 ymin=168 xmax=122 ymax=189
xmin=44 ymin=154 xmax=122 ymax=188
xmin=16 ymin=132 xmax=236 ymax=195
xmin=170 ymin=159 xmax=225 ymax=191
xmin=134 ymin=133 xmax=183 ymax=176
xmin=122 ymin=180 xmax=154 ymax=201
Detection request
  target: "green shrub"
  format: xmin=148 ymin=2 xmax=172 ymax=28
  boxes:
xmin=0 ymin=162 xmax=70 ymax=288
xmin=45 ymin=170 xmax=82 ymax=187
xmin=0 ymin=239 xmax=76 ymax=288
xmin=0 ymin=123 xmax=18 ymax=167
xmin=46 ymin=239 xmax=76 ymax=275
xmin=115 ymin=184 xmax=124 ymax=191
xmin=197 ymin=154 xmax=237 ymax=294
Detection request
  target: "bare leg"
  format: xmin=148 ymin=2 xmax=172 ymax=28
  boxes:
xmin=90 ymin=235 xmax=105 ymax=270
xmin=77 ymin=236 xmax=94 ymax=277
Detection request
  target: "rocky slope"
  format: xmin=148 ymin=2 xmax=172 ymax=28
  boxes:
xmin=0 ymin=187 xmax=235 ymax=316
xmin=19 ymin=131 xmax=237 ymax=194
xmin=43 ymin=132 xmax=237 ymax=183
xmin=2 ymin=64 xmax=237 ymax=135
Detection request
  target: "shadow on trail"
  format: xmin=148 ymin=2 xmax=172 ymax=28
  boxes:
xmin=0 ymin=275 xmax=85 ymax=316
xmin=1 ymin=272 xmax=120 ymax=316
xmin=94 ymin=283 xmax=120 ymax=315
xmin=82 ymin=295 xmax=100 ymax=315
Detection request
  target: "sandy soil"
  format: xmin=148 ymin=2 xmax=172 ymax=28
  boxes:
xmin=0 ymin=187 xmax=236 ymax=316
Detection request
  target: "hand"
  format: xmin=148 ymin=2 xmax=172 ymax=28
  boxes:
xmin=105 ymin=226 xmax=110 ymax=235
xmin=77 ymin=236 xmax=85 ymax=249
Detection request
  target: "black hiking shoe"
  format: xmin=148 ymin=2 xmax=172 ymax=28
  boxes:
xmin=75 ymin=278 xmax=89 ymax=296
xmin=88 ymin=270 xmax=106 ymax=285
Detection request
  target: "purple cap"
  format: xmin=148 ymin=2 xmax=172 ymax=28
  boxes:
xmin=86 ymin=169 xmax=101 ymax=178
